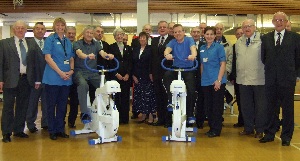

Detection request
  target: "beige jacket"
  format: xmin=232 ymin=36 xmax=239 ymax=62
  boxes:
xmin=235 ymin=32 xmax=265 ymax=85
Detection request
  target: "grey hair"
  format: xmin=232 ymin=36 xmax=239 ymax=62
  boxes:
xmin=113 ymin=28 xmax=124 ymax=37
xmin=12 ymin=20 xmax=27 ymax=30
xmin=67 ymin=26 xmax=76 ymax=31
xmin=82 ymin=25 xmax=94 ymax=33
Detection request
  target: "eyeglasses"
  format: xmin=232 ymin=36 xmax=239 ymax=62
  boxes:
xmin=273 ymin=19 xmax=287 ymax=23
xmin=242 ymin=25 xmax=255 ymax=29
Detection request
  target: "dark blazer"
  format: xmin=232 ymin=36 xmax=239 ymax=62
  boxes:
xmin=261 ymin=30 xmax=300 ymax=87
xmin=196 ymin=41 xmax=206 ymax=80
xmin=108 ymin=42 xmax=132 ymax=80
xmin=95 ymin=40 xmax=110 ymax=69
xmin=132 ymin=45 xmax=152 ymax=81
xmin=150 ymin=35 xmax=174 ymax=81
xmin=228 ymin=44 xmax=236 ymax=81
xmin=26 ymin=38 xmax=46 ymax=86
xmin=0 ymin=37 xmax=39 ymax=88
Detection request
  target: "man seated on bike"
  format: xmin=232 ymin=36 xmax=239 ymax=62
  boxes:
xmin=163 ymin=24 xmax=197 ymax=127
xmin=73 ymin=26 xmax=114 ymax=124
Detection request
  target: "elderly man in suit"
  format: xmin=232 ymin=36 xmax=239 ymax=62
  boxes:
xmin=0 ymin=20 xmax=39 ymax=143
xmin=260 ymin=11 xmax=300 ymax=146
xmin=151 ymin=21 xmax=175 ymax=127
xmin=26 ymin=22 xmax=48 ymax=133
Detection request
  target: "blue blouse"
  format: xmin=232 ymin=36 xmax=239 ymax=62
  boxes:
xmin=200 ymin=42 xmax=227 ymax=86
xmin=42 ymin=33 xmax=74 ymax=86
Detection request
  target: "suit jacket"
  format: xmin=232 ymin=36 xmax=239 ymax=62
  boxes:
xmin=0 ymin=37 xmax=39 ymax=88
xmin=26 ymin=38 xmax=46 ymax=87
xmin=196 ymin=41 xmax=206 ymax=81
xmin=96 ymin=40 xmax=110 ymax=68
xmin=150 ymin=35 xmax=174 ymax=81
xmin=132 ymin=45 xmax=152 ymax=81
xmin=108 ymin=42 xmax=132 ymax=80
xmin=261 ymin=30 xmax=300 ymax=87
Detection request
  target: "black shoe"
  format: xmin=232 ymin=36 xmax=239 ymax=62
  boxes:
xmin=68 ymin=123 xmax=76 ymax=128
xmin=196 ymin=124 xmax=203 ymax=129
xmin=13 ymin=132 xmax=29 ymax=138
xmin=207 ymin=132 xmax=220 ymax=138
xmin=50 ymin=133 xmax=57 ymax=140
xmin=282 ymin=140 xmax=290 ymax=146
xmin=131 ymin=115 xmax=138 ymax=119
xmin=41 ymin=126 xmax=48 ymax=130
xmin=205 ymin=131 xmax=212 ymax=136
xmin=137 ymin=119 xmax=146 ymax=124
xmin=2 ymin=134 xmax=11 ymax=143
xmin=164 ymin=123 xmax=172 ymax=128
xmin=259 ymin=137 xmax=274 ymax=143
xmin=56 ymin=132 xmax=69 ymax=138
xmin=233 ymin=123 xmax=244 ymax=128
xmin=29 ymin=127 xmax=38 ymax=133
xmin=152 ymin=121 xmax=165 ymax=126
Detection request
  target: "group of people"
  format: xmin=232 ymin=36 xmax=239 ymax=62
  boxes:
xmin=1 ymin=11 xmax=299 ymax=146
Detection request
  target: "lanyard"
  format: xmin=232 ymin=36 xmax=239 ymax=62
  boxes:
xmin=57 ymin=37 xmax=67 ymax=58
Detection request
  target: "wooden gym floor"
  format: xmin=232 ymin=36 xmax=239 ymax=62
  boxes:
xmin=0 ymin=101 xmax=300 ymax=161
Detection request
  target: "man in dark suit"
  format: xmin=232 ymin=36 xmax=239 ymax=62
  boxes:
xmin=26 ymin=22 xmax=48 ymax=133
xmin=260 ymin=11 xmax=300 ymax=146
xmin=94 ymin=26 xmax=110 ymax=73
xmin=229 ymin=27 xmax=244 ymax=128
xmin=66 ymin=26 xmax=79 ymax=128
xmin=0 ymin=20 xmax=39 ymax=143
xmin=108 ymin=28 xmax=132 ymax=124
xmin=151 ymin=21 xmax=174 ymax=127
xmin=190 ymin=26 xmax=206 ymax=128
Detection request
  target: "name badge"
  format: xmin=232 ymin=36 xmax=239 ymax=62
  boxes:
xmin=200 ymin=50 xmax=205 ymax=52
xmin=203 ymin=58 xmax=208 ymax=62
xmin=57 ymin=42 xmax=61 ymax=44
xmin=64 ymin=60 xmax=69 ymax=64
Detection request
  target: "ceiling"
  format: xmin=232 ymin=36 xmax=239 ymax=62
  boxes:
xmin=1 ymin=0 xmax=300 ymax=33
xmin=1 ymin=0 xmax=300 ymax=14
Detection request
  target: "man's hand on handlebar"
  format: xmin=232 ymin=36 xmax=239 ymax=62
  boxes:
xmin=105 ymin=54 xmax=114 ymax=60
xmin=88 ymin=53 xmax=96 ymax=59
xmin=165 ymin=54 xmax=173 ymax=60
xmin=187 ymin=55 xmax=196 ymax=61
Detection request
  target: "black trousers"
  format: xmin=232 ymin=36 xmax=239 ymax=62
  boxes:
xmin=1 ymin=76 xmax=30 ymax=135
xmin=153 ymin=79 xmax=169 ymax=124
xmin=234 ymin=83 xmax=244 ymax=125
xmin=115 ymin=80 xmax=131 ymax=124
xmin=202 ymin=84 xmax=225 ymax=135
xmin=195 ymin=85 xmax=205 ymax=125
xmin=68 ymin=83 xmax=79 ymax=126
xmin=264 ymin=84 xmax=295 ymax=141
xmin=163 ymin=71 xmax=196 ymax=118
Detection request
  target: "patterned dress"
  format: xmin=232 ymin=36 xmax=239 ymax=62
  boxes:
xmin=132 ymin=45 xmax=156 ymax=114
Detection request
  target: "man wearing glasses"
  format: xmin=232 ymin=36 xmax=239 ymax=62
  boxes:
xmin=260 ymin=11 xmax=300 ymax=146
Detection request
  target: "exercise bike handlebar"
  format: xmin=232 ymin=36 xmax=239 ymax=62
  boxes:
xmin=84 ymin=57 xmax=119 ymax=73
xmin=161 ymin=58 xmax=198 ymax=72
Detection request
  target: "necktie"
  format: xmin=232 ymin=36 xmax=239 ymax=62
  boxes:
xmin=276 ymin=33 xmax=281 ymax=46
xmin=246 ymin=38 xmax=250 ymax=46
xmin=159 ymin=36 xmax=164 ymax=46
xmin=19 ymin=39 xmax=27 ymax=66
xmin=39 ymin=40 xmax=43 ymax=49
xmin=99 ymin=41 xmax=103 ymax=49
xmin=200 ymin=37 xmax=204 ymax=42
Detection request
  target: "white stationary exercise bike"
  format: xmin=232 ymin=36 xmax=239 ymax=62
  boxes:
xmin=161 ymin=58 xmax=198 ymax=142
xmin=70 ymin=57 xmax=122 ymax=145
